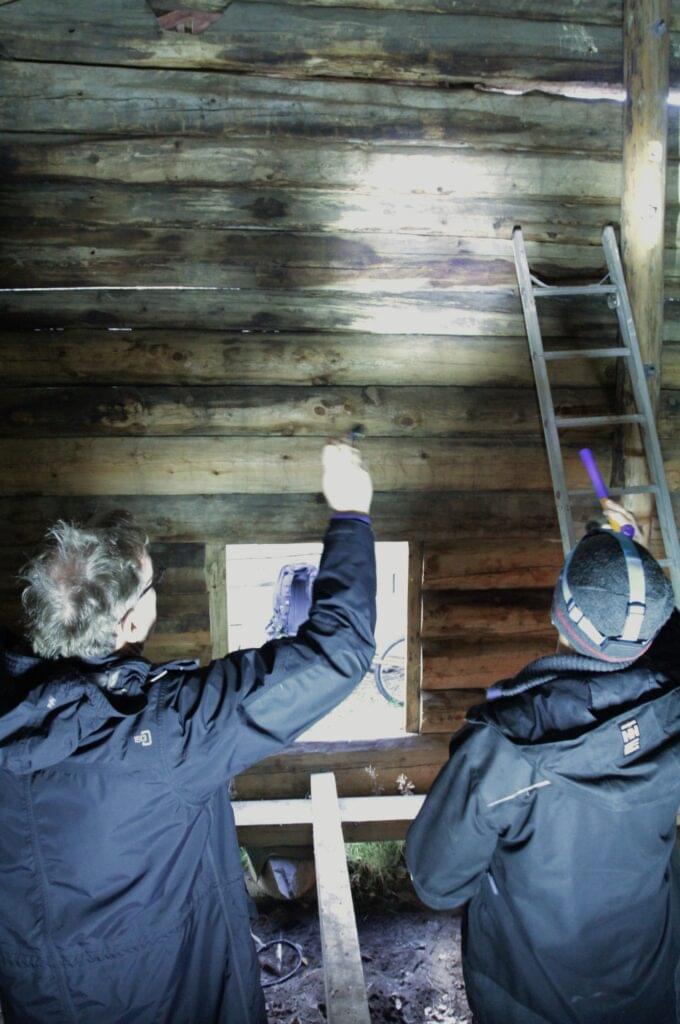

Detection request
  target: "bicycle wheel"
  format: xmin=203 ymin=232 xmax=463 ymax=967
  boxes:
xmin=374 ymin=637 xmax=406 ymax=707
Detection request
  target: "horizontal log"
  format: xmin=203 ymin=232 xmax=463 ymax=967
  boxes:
xmin=0 ymin=490 xmax=569 ymax=546
xmin=422 ymin=636 xmax=556 ymax=689
xmin=234 ymin=795 xmax=424 ymax=845
xmin=422 ymin=588 xmax=555 ymax=639
xmin=3 ymin=1 xmax=670 ymax=86
xmin=424 ymin=538 xmax=565 ymax=589
xmin=0 ymin=436 xmax=619 ymax=496
xmin=0 ymin=67 xmax=634 ymax=153
xmin=420 ymin=688 xmax=485 ymax=733
xmin=234 ymin=733 xmax=450 ymax=799
xmin=143 ymin=630 xmax=212 ymax=665
xmin=0 ymin=287 xmax=629 ymax=337
xmin=0 ymin=330 xmax=624 ymax=389
xmin=0 ymin=384 xmax=619 ymax=439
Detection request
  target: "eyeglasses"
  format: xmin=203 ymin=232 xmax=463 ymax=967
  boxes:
xmin=119 ymin=565 xmax=165 ymax=624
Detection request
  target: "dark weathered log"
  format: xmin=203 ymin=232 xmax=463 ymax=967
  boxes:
xmin=234 ymin=734 xmax=450 ymax=799
xmin=424 ymin=538 xmax=565 ymax=590
xmin=422 ymin=588 xmax=555 ymax=639
xmin=0 ymin=384 xmax=622 ymax=439
xmin=0 ymin=287 xmax=628 ymax=337
xmin=2 ymin=1 xmax=665 ymax=86
xmin=422 ymin=636 xmax=556 ymax=689
xmin=420 ymin=688 xmax=485 ymax=733
xmin=0 ymin=436 xmax=621 ymax=496
xmin=0 ymin=65 xmax=634 ymax=152
xmin=0 ymin=329 xmax=628 ymax=389
xmin=0 ymin=490 xmax=569 ymax=546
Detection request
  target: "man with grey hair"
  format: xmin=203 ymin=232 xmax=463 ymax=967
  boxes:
xmin=0 ymin=442 xmax=376 ymax=1024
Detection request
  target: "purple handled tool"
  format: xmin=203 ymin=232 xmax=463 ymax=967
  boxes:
xmin=579 ymin=448 xmax=635 ymax=537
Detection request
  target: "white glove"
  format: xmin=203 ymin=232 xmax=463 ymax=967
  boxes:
xmin=322 ymin=441 xmax=373 ymax=514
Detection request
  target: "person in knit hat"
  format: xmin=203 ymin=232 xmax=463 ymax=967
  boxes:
xmin=406 ymin=499 xmax=680 ymax=1024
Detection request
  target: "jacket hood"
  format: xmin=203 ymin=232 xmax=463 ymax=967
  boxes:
xmin=0 ymin=628 xmax=152 ymax=774
xmin=467 ymin=643 xmax=680 ymax=809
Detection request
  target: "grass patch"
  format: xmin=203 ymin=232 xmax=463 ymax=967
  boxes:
xmin=344 ymin=841 xmax=408 ymax=901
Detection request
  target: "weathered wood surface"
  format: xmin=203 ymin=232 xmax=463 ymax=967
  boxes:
xmin=422 ymin=588 xmax=554 ymax=640
xmin=0 ymin=385 xmax=627 ymax=439
xmin=0 ymin=490 xmax=570 ymax=546
xmin=0 ymin=437 xmax=624 ymax=496
xmin=3 ymin=1 xmax=676 ymax=85
xmin=0 ymin=67 xmax=637 ymax=153
xmin=234 ymin=734 xmax=450 ymax=799
xmin=0 ymin=330 xmax=634 ymax=389
xmin=420 ymin=687 xmax=485 ymax=733
xmin=424 ymin=538 xmax=565 ymax=590
xmin=205 ymin=542 xmax=228 ymax=659
xmin=311 ymin=772 xmax=370 ymax=1024
xmin=405 ymin=540 xmax=424 ymax=733
xmin=422 ymin=636 xmax=556 ymax=690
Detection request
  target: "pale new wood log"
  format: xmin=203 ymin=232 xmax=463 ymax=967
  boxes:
xmin=0 ymin=66 xmax=632 ymax=153
xmin=311 ymin=773 xmax=370 ymax=1024
xmin=0 ymin=384 xmax=619 ymax=439
xmin=0 ymin=0 xmax=648 ymax=85
xmin=0 ymin=330 xmax=624 ymax=389
xmin=422 ymin=589 xmax=554 ymax=640
xmin=420 ymin=688 xmax=485 ymax=733
xmin=204 ymin=542 xmax=228 ymax=660
xmin=424 ymin=538 xmax=564 ymax=590
xmin=0 ymin=437 xmax=616 ymax=497
xmin=614 ymin=0 xmax=671 ymax=546
xmin=422 ymin=637 xmax=556 ymax=690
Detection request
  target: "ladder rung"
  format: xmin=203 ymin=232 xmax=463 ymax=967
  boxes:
xmin=544 ymin=347 xmax=629 ymax=361
xmin=568 ymin=485 xmax=660 ymax=497
xmin=533 ymin=284 xmax=618 ymax=298
xmin=554 ymin=414 xmax=645 ymax=429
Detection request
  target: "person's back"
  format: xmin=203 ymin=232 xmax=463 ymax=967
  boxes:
xmin=406 ymin=517 xmax=680 ymax=1024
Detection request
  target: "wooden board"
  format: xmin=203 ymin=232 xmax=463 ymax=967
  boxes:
xmin=405 ymin=541 xmax=424 ymax=733
xmin=311 ymin=773 xmax=370 ymax=1024
xmin=5 ymin=1 xmax=674 ymax=86
xmin=205 ymin=542 xmax=228 ymax=659
xmin=424 ymin=538 xmax=565 ymax=590
xmin=420 ymin=687 xmax=485 ymax=733
xmin=422 ymin=636 xmax=556 ymax=690
xmin=422 ymin=588 xmax=555 ymax=639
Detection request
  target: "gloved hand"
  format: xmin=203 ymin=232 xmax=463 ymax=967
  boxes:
xmin=322 ymin=441 xmax=373 ymax=514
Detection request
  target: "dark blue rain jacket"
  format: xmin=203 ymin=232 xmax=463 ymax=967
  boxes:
xmin=0 ymin=517 xmax=376 ymax=1023
xmin=406 ymin=611 xmax=680 ymax=1024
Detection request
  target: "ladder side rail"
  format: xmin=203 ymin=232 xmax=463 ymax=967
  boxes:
xmin=602 ymin=225 xmax=680 ymax=604
xmin=512 ymin=227 xmax=576 ymax=554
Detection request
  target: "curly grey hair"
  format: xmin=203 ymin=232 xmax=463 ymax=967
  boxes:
xmin=20 ymin=511 xmax=149 ymax=659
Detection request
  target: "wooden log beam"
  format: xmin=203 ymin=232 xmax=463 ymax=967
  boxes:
xmin=422 ymin=588 xmax=554 ymax=640
xmin=204 ymin=542 xmax=228 ymax=659
xmin=422 ymin=636 xmax=556 ymax=690
xmin=424 ymin=538 xmax=565 ymax=590
xmin=615 ymin=0 xmax=671 ymax=544
xmin=405 ymin=541 xmax=424 ymax=733
xmin=420 ymin=687 xmax=485 ymax=733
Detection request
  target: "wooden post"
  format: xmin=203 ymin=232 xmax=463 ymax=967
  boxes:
xmin=405 ymin=540 xmax=424 ymax=734
xmin=615 ymin=0 xmax=670 ymax=543
xmin=311 ymin=772 xmax=370 ymax=1024
xmin=204 ymin=542 xmax=228 ymax=660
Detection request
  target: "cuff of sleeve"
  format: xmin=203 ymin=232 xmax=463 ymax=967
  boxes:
xmin=330 ymin=512 xmax=372 ymax=525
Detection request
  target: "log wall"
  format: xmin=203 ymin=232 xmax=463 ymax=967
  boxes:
xmin=1 ymin=0 xmax=678 ymax=793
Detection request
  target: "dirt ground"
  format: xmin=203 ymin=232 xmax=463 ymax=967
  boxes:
xmin=255 ymin=898 xmax=473 ymax=1024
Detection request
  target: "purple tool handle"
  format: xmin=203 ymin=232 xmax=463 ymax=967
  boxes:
xmin=579 ymin=448 xmax=635 ymax=537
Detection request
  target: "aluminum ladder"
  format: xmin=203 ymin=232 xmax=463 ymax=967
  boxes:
xmin=512 ymin=224 xmax=680 ymax=606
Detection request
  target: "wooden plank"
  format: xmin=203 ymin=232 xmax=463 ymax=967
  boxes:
xmin=420 ymin=687 xmax=485 ymax=733
xmin=0 ymin=384 xmax=622 ymax=440
xmin=0 ymin=1 xmax=651 ymax=86
xmin=613 ymin=0 xmax=671 ymax=545
xmin=0 ymin=330 xmax=623 ymax=390
xmin=422 ymin=636 xmax=556 ymax=690
xmin=0 ymin=67 xmax=633 ymax=153
xmin=205 ymin=541 xmax=228 ymax=659
xmin=424 ymin=538 xmax=564 ymax=590
xmin=0 ymin=287 xmax=622 ymax=337
xmin=234 ymin=733 xmax=450 ymax=799
xmin=405 ymin=540 xmax=423 ymax=734
xmin=311 ymin=773 xmax=370 ymax=1024
xmin=0 ymin=436 xmax=621 ymax=497
xmin=422 ymin=588 xmax=555 ymax=640
xmin=235 ymin=790 xmax=426 ymax=845
xmin=0 ymin=489 xmax=620 ymax=547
